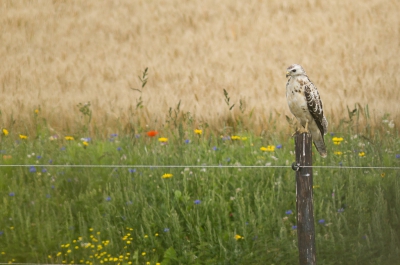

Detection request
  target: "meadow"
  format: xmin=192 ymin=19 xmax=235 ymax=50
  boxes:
xmin=0 ymin=109 xmax=400 ymax=265
xmin=1 ymin=0 xmax=400 ymax=264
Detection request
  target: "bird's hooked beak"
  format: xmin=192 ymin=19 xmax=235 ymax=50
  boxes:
xmin=286 ymin=71 xmax=290 ymax=78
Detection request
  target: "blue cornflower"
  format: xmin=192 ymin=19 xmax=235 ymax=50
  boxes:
xmin=226 ymin=157 xmax=231 ymax=162
xmin=285 ymin=210 xmax=293 ymax=215
xmin=106 ymin=196 xmax=111 ymax=201
xmin=292 ymin=225 xmax=297 ymax=230
xmin=339 ymin=161 xmax=343 ymax=167
xmin=163 ymin=228 xmax=170 ymax=232
xmin=51 ymin=185 xmax=55 ymax=189
xmin=9 ymin=192 xmax=15 ymax=197
xmin=36 ymin=155 xmax=42 ymax=159
xmin=48 ymin=159 xmax=53 ymax=164
xmin=338 ymin=208 xmax=345 ymax=213
xmin=330 ymin=132 xmax=335 ymax=136
xmin=126 ymin=201 xmax=133 ymax=205
xmin=117 ymin=147 xmax=122 ymax=151
xmin=276 ymin=144 xmax=282 ymax=149
xmin=60 ymin=146 xmax=66 ymax=151
xmin=110 ymin=134 xmax=118 ymax=137
xmin=185 ymin=139 xmax=190 ymax=144
xmin=0 ymin=231 xmax=3 ymax=236
xmin=194 ymin=200 xmax=201 ymax=204
xmin=212 ymin=146 xmax=218 ymax=151
xmin=128 ymin=168 xmax=136 ymax=173
xmin=42 ymin=168 xmax=47 ymax=173
xmin=396 ymin=154 xmax=400 ymax=159
xmin=135 ymin=134 xmax=140 ymax=138
xmin=29 ymin=166 xmax=36 ymax=173
xmin=46 ymin=194 xmax=51 ymax=198
xmin=318 ymin=219 xmax=325 ymax=224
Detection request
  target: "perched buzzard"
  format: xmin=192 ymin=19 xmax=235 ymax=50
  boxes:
xmin=286 ymin=64 xmax=328 ymax=157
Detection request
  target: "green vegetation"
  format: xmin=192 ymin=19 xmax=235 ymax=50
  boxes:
xmin=0 ymin=113 xmax=399 ymax=265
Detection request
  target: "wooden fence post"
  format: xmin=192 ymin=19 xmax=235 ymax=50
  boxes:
xmin=292 ymin=132 xmax=316 ymax=265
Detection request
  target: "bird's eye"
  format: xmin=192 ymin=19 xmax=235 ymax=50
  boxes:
xmin=292 ymin=69 xmax=297 ymax=72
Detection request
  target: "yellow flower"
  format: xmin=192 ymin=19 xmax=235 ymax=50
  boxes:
xmin=334 ymin=151 xmax=343 ymax=155
xmin=162 ymin=173 xmax=173 ymax=179
xmin=313 ymin=185 xmax=320 ymax=189
xmin=2 ymin=129 xmax=8 ymax=136
xmin=67 ymin=249 xmax=71 ymax=253
xmin=34 ymin=109 xmax=39 ymax=114
xmin=89 ymin=228 xmax=94 ymax=232
xmin=234 ymin=234 xmax=243 ymax=240
xmin=156 ymin=263 xmax=161 ymax=265
xmin=144 ymin=235 xmax=148 ymax=238
xmin=19 ymin=134 xmax=28 ymax=140
xmin=194 ymin=129 xmax=202 ymax=135
xmin=57 ymin=252 xmax=62 ymax=257
xmin=158 ymin=137 xmax=168 ymax=142
xmin=231 ymin=135 xmax=241 ymax=140
xmin=260 ymin=145 xmax=275 ymax=152
xmin=126 ymin=241 xmax=131 ymax=244
xmin=241 ymin=137 xmax=248 ymax=141
xmin=332 ymin=137 xmax=344 ymax=145
xmin=65 ymin=136 xmax=74 ymax=141
xmin=146 ymin=262 xmax=150 ymax=265
xmin=10 ymin=226 xmax=14 ymax=230
xmin=1 ymin=252 xmax=5 ymax=255
xmin=155 ymin=233 xmax=159 ymax=236
xmin=358 ymin=151 xmax=366 ymax=157
xmin=83 ymin=141 xmax=89 ymax=147
xmin=75 ymin=246 xmax=79 ymax=249
xmin=381 ymin=173 xmax=385 ymax=178
xmin=141 ymin=252 xmax=146 ymax=256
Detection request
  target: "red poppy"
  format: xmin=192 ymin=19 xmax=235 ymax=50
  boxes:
xmin=146 ymin=130 xmax=158 ymax=137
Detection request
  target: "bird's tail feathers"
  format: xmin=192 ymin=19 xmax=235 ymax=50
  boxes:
xmin=314 ymin=139 xmax=327 ymax=158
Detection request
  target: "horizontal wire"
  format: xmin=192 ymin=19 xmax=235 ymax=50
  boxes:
xmin=0 ymin=164 xmax=399 ymax=170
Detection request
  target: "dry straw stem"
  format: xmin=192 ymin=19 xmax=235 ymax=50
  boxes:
xmin=1 ymin=0 xmax=399 ymax=134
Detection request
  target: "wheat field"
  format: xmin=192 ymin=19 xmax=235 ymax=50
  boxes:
xmin=1 ymin=0 xmax=399 ymax=134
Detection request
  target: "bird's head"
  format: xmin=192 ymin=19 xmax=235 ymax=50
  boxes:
xmin=286 ymin=64 xmax=306 ymax=78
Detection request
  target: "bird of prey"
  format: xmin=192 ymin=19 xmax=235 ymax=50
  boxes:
xmin=286 ymin=64 xmax=328 ymax=157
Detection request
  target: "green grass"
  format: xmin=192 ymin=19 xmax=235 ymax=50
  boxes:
xmin=0 ymin=120 xmax=400 ymax=265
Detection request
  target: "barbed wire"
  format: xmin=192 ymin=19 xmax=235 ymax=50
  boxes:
xmin=0 ymin=164 xmax=399 ymax=170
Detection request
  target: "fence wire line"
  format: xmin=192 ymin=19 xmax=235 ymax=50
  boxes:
xmin=0 ymin=164 xmax=400 ymax=170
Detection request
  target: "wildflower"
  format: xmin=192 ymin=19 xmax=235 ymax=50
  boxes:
xmin=83 ymin=141 xmax=89 ymax=147
xmin=358 ymin=151 xmax=366 ymax=157
xmin=292 ymin=225 xmax=297 ymax=230
xmin=285 ymin=210 xmax=293 ymax=215
xmin=2 ymin=155 xmax=12 ymax=160
xmin=194 ymin=200 xmax=201 ymax=204
xmin=337 ymin=208 xmax=345 ymax=213
xmin=158 ymin=137 xmax=168 ymax=143
xmin=144 ymin=235 xmax=148 ymax=238
xmin=332 ymin=137 xmax=343 ymax=145
xmin=194 ymin=129 xmax=202 ymax=135
xmin=141 ymin=252 xmax=146 ymax=256
xmin=334 ymin=151 xmax=343 ymax=155
xmin=65 ymin=136 xmax=74 ymax=141
xmin=381 ymin=173 xmax=385 ymax=178
xmin=89 ymin=228 xmax=93 ymax=232
xmin=212 ymin=146 xmax=218 ymax=151
xmin=260 ymin=145 xmax=275 ymax=152
xmin=9 ymin=192 xmax=15 ymax=197
xmin=128 ymin=168 xmax=136 ymax=173
xmin=221 ymin=136 xmax=231 ymax=141
xmin=163 ymin=228 xmax=170 ymax=232
xmin=35 ymin=109 xmax=39 ymax=114
xmin=81 ymin=137 xmax=91 ymax=142
xmin=2 ymin=129 xmax=8 ymax=136
xmin=162 ymin=173 xmax=173 ymax=179
xmin=318 ymin=219 xmax=325 ymax=224
xmin=241 ymin=137 xmax=248 ymax=141
xmin=313 ymin=185 xmax=320 ymax=189
xmin=147 ymin=131 xmax=158 ymax=137
xmin=276 ymin=144 xmax=282 ymax=149
xmin=184 ymin=139 xmax=190 ymax=144
xmin=29 ymin=166 xmax=36 ymax=173
xmin=19 ymin=134 xmax=28 ymax=139
xmin=155 ymin=233 xmax=159 ymax=236
xmin=10 ymin=226 xmax=14 ymax=230
xmin=234 ymin=234 xmax=243 ymax=240
xmin=0 ymin=231 xmax=3 ymax=236
xmin=395 ymin=154 xmax=400 ymax=159
xmin=110 ymin=133 xmax=118 ymax=137
xmin=231 ymin=135 xmax=241 ymax=140
xmin=106 ymin=196 xmax=111 ymax=201
xmin=117 ymin=147 xmax=121 ymax=151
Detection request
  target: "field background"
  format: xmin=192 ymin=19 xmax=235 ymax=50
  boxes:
xmin=1 ymin=0 xmax=400 ymax=134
